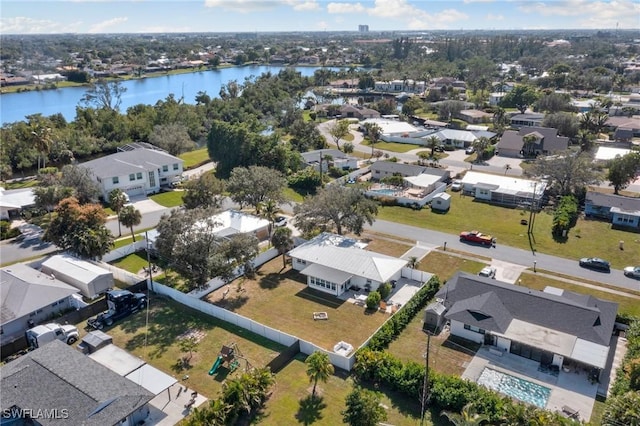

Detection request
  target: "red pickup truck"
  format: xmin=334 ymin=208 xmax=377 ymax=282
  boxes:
xmin=459 ymin=230 xmax=496 ymax=246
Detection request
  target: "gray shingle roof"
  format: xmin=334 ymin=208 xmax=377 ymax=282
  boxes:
xmin=370 ymin=161 xmax=426 ymax=176
xmin=0 ymin=264 xmax=79 ymax=325
xmin=497 ymin=130 xmax=523 ymax=151
xmin=79 ymin=148 xmax=183 ymax=179
xmin=436 ymin=272 xmax=617 ymax=346
xmin=586 ymin=191 xmax=640 ymax=213
xmin=301 ymin=149 xmax=354 ymax=163
xmin=518 ymin=126 xmax=569 ymax=152
xmin=1 ymin=340 xmax=154 ymax=426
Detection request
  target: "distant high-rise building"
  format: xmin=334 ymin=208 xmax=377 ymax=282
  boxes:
xmin=358 ymin=25 xmax=369 ymax=33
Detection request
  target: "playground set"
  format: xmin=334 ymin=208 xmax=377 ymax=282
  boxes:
xmin=208 ymin=343 xmax=251 ymax=375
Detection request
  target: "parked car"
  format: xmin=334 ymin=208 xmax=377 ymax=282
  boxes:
xmin=478 ymin=266 xmax=497 ymax=279
xmin=579 ymin=257 xmax=610 ymax=272
xmin=465 ymin=146 xmax=475 ymax=155
xmin=451 ymin=180 xmax=463 ymax=191
xmin=274 ymin=216 xmax=288 ymax=227
xmin=87 ymin=289 xmax=147 ymax=329
xmin=623 ymin=266 xmax=640 ymax=279
xmin=434 ymin=145 xmax=444 ymax=153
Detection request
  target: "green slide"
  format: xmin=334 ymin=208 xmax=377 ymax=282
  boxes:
xmin=208 ymin=355 xmax=224 ymax=375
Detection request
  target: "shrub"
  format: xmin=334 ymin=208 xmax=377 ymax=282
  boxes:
xmin=366 ymin=291 xmax=381 ymax=309
xmin=0 ymin=220 xmax=21 ymax=240
xmin=378 ymin=282 xmax=391 ymax=300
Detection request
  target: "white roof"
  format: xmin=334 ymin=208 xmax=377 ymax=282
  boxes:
xmin=89 ymin=344 xmax=145 ymax=376
xmin=571 ymin=338 xmax=610 ymax=369
xmin=404 ymin=173 xmax=440 ymax=188
xmin=461 ymin=171 xmax=546 ymax=196
xmin=42 ymin=255 xmax=112 ymax=284
xmin=433 ymin=192 xmax=451 ymax=201
xmin=300 ymin=263 xmax=354 ymax=283
xmin=466 ymin=124 xmax=489 ymax=131
xmin=288 ymin=233 xmax=406 ymax=282
xmin=0 ymin=188 xmax=35 ymax=209
xmin=361 ymin=118 xmax=420 ymax=135
xmin=125 ymin=363 xmax=177 ymax=395
xmin=503 ymin=319 xmax=576 ymax=358
xmin=427 ymin=129 xmax=478 ymax=143
xmin=595 ymin=146 xmax=632 ymax=161
xmin=195 ymin=210 xmax=269 ymax=237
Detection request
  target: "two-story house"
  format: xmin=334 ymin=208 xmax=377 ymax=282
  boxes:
xmin=79 ymin=147 xmax=184 ymax=200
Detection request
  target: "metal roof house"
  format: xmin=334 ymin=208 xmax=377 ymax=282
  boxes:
xmin=301 ymin=149 xmax=359 ymax=173
xmin=79 ymin=147 xmax=184 ymax=200
xmin=41 ymin=254 xmax=114 ymax=299
xmin=288 ymin=233 xmax=407 ymax=296
xmin=0 ymin=187 xmax=35 ymax=220
xmin=436 ymin=272 xmax=617 ymax=377
xmin=1 ymin=340 xmax=153 ymax=426
xmin=1 ymin=264 xmax=79 ymax=340
xmin=460 ymin=171 xmax=546 ymax=209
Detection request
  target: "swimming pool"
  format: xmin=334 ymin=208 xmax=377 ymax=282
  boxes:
xmin=477 ymin=368 xmax=551 ymax=408
xmin=369 ymin=188 xmax=398 ymax=196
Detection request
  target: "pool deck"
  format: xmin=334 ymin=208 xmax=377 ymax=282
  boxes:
xmin=462 ymin=346 xmax=598 ymax=422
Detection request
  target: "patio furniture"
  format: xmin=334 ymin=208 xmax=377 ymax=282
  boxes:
xmin=313 ymin=312 xmax=328 ymax=320
xmin=561 ymin=406 xmax=579 ymax=419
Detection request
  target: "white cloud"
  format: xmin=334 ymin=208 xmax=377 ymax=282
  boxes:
xmin=283 ymin=0 xmax=320 ymax=11
xmin=517 ymin=0 xmax=640 ymax=27
xmin=88 ymin=17 xmax=128 ymax=33
xmin=0 ymin=17 xmax=81 ymax=34
xmin=486 ymin=13 xmax=504 ymax=21
xmin=204 ymin=0 xmax=277 ymax=12
xmin=327 ymin=2 xmax=366 ymax=14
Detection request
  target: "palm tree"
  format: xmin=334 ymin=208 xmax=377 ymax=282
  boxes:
xmin=362 ymin=122 xmax=382 ymax=159
xmin=109 ymin=189 xmax=127 ymax=237
xmin=425 ymin=135 xmax=441 ymax=158
xmin=504 ymin=164 xmax=512 ymax=175
xmin=417 ymin=151 xmax=430 ymax=166
xmin=28 ymin=119 xmax=53 ymax=171
xmin=440 ymin=403 xmax=489 ymax=426
xmin=271 ymin=226 xmax=294 ymax=269
xmin=258 ymin=199 xmax=279 ymax=238
xmin=119 ymin=205 xmax=141 ymax=242
xmin=407 ymin=256 xmax=419 ymax=269
xmin=305 ymin=351 xmax=334 ymax=399
xmin=521 ymin=134 xmax=538 ymax=157
xmin=472 ymin=137 xmax=490 ymax=163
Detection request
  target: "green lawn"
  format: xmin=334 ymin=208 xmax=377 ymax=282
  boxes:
xmin=378 ymin=193 xmax=639 ymax=269
xmin=79 ymin=297 xmax=284 ymax=400
xmin=364 ymin=141 xmax=421 ymax=153
xmin=149 ymin=190 xmax=184 ymax=207
xmin=261 ymin=354 xmax=441 ymax=426
xmin=3 ymin=178 xmax=39 ymax=189
xmin=204 ymin=258 xmax=390 ymax=352
xmin=283 ymin=187 xmax=313 ymax=203
xmin=110 ymin=252 xmax=148 ymax=274
xmin=179 ymin=148 xmax=210 ymax=169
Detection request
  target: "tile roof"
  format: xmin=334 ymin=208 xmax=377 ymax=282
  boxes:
xmin=1 ymin=340 xmax=154 ymax=426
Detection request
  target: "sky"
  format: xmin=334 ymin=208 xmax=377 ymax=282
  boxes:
xmin=1 ymin=0 xmax=639 ymax=35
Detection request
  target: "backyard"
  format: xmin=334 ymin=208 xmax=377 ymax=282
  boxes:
xmin=204 ymin=257 xmax=390 ymax=352
xmin=77 ymin=297 xmax=284 ymax=399
xmin=378 ymin=192 xmax=640 ymax=269
xmin=178 ymin=147 xmax=210 ymax=169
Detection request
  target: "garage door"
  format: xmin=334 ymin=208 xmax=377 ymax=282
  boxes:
xmin=125 ymin=185 xmax=145 ymax=196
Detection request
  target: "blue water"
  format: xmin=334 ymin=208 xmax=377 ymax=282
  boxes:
xmin=1 ymin=66 xmax=337 ymax=125
xmin=477 ymin=368 xmax=551 ymax=408
xmin=370 ymin=188 xmax=398 ymax=196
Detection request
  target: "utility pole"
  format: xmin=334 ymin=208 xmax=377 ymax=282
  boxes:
xmin=145 ymin=231 xmax=154 ymax=293
xmin=420 ymin=331 xmax=431 ymax=426
xmin=527 ymin=182 xmax=537 ymax=235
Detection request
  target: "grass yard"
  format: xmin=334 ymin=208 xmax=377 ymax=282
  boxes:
xmin=79 ymin=297 xmax=284 ymax=399
xmin=378 ymin=194 xmax=640 ymax=269
xmin=3 ymin=178 xmax=39 ymax=189
xmin=149 ymin=190 xmax=185 ymax=207
xmin=283 ymin=187 xmax=312 ymax=203
xmin=261 ymin=354 xmax=445 ymax=426
xmin=519 ymin=272 xmax=640 ymax=317
xmin=364 ymin=141 xmax=421 ymax=153
xmin=204 ymin=258 xmax=390 ymax=352
xmin=361 ymin=235 xmax=413 ymax=258
xmin=110 ymin=252 xmax=149 ymax=275
xmin=179 ymin=148 xmax=210 ymax=169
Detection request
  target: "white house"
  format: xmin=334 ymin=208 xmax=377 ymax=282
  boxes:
xmin=594 ymin=146 xmax=632 ymax=162
xmin=79 ymin=147 xmax=184 ymax=200
xmin=301 ymin=149 xmax=359 ymax=173
xmin=433 ymin=272 xmax=617 ymax=379
xmin=41 ymin=254 xmax=114 ymax=299
xmin=0 ymin=187 xmax=35 ymax=220
xmin=204 ymin=210 xmax=271 ymax=240
xmin=0 ymin=263 xmax=79 ymax=339
xmin=460 ymin=171 xmax=546 ymax=208
xmin=287 ymin=233 xmax=407 ymax=296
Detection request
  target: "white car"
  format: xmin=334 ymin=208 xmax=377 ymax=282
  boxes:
xmin=623 ymin=266 xmax=640 ymax=279
xmin=478 ymin=266 xmax=497 ymax=279
xmin=274 ymin=216 xmax=288 ymax=227
xmin=451 ymin=180 xmax=463 ymax=191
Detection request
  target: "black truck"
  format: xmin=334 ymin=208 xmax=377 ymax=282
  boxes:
xmin=87 ymin=289 xmax=147 ymax=329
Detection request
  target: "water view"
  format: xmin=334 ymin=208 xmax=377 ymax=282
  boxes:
xmin=1 ymin=66 xmax=333 ymax=125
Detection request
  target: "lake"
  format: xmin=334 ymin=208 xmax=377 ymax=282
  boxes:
xmin=1 ymin=66 xmax=333 ymax=125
